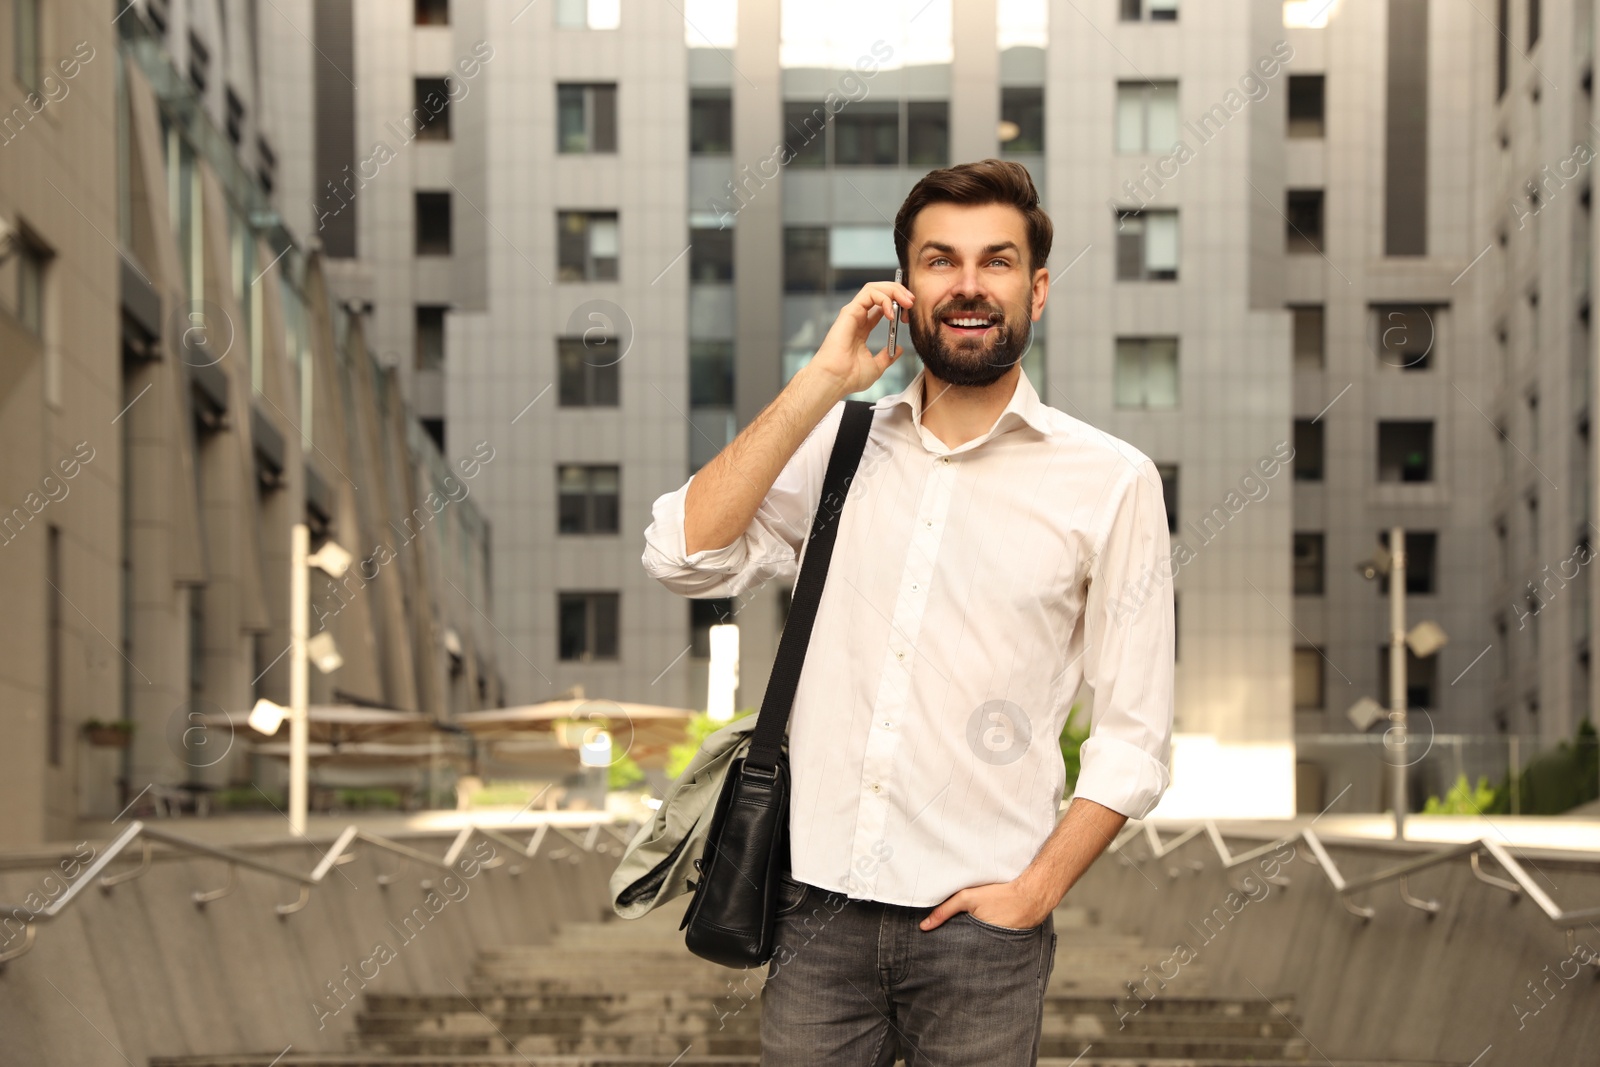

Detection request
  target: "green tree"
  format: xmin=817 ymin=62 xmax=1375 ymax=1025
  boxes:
xmin=666 ymin=708 xmax=757 ymax=780
xmin=1422 ymin=773 xmax=1499 ymax=815
xmin=1059 ymin=702 xmax=1090 ymax=793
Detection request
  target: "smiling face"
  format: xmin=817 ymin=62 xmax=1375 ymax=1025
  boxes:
xmin=903 ymin=201 xmax=1049 ymax=388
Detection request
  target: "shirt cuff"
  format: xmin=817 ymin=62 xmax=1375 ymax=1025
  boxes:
xmin=644 ymin=474 xmax=748 ymax=575
xmin=1072 ymin=733 xmax=1172 ymax=820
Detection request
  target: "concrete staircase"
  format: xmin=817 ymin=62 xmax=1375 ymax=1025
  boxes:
xmin=151 ymin=895 xmax=1463 ymax=1067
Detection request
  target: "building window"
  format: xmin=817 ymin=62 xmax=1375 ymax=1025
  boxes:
xmin=835 ymin=101 xmax=899 ymax=166
xmin=1156 ymin=463 xmax=1178 ymax=533
xmin=187 ymin=31 xmax=209 ymax=95
xmin=1294 ymin=419 xmax=1323 ymax=481
xmin=1115 ymin=209 xmax=1178 ymax=280
xmin=784 ymin=226 xmax=829 ymax=291
xmin=14 ymin=0 xmax=39 ymax=93
xmin=1378 ymin=645 xmax=1438 ymax=710
xmin=16 ymin=230 xmax=48 ymax=336
xmin=415 ymin=305 xmax=447 ymax=371
xmin=1495 ymin=517 xmax=1509 ymax=581
xmin=555 ymin=0 xmax=620 ymax=30
xmin=1291 ymin=304 xmax=1324 ymax=368
xmin=558 ymin=592 xmax=619 ymax=661
xmin=1294 ymin=532 xmax=1325 ymax=595
xmin=1287 ymin=75 xmax=1324 ymax=137
xmin=1528 ymin=0 xmax=1541 ymax=47
xmin=46 ymin=524 xmax=61 ymax=766
xmin=414 ymin=78 xmax=452 ymax=141
xmin=1116 ymin=81 xmax=1179 ymax=154
xmin=557 ymin=211 xmax=619 ymax=281
xmin=1377 ymin=530 xmax=1437 ymax=595
xmin=1497 ymin=0 xmax=1509 ymax=99
xmin=1000 ymin=86 xmax=1044 ymax=153
xmin=1120 ymin=0 xmax=1178 ymax=21
xmin=783 ymin=225 xmax=895 ymax=293
xmin=1293 ymin=646 xmax=1324 ymax=709
xmin=257 ymin=137 xmax=278 ymax=195
xmin=691 ymin=341 xmax=735 ymax=407
xmin=557 ymin=83 xmax=617 ymax=153
xmin=784 ymin=101 xmax=829 ymax=168
xmin=1373 ymin=304 xmax=1439 ymax=370
xmin=558 ymin=336 xmax=621 ymax=406
xmin=906 ymin=101 xmax=949 ymax=166
xmin=690 ymin=227 xmax=733 ymax=282
xmin=558 ymin=465 xmax=620 ymax=534
xmin=1286 ymin=189 xmax=1324 ymax=253
xmin=690 ymin=89 xmax=732 ymax=155
xmin=225 ymin=88 xmax=245 ymax=146
xmin=415 ymin=0 xmax=449 ymax=25
xmin=421 ymin=418 xmax=444 ymax=453
xmin=1377 ymin=421 xmax=1434 ymax=483
xmin=690 ymin=598 xmax=735 ymax=658
xmin=415 ymin=191 xmax=452 ymax=255
xmin=1113 ymin=337 xmax=1179 ymax=409
xmin=782 ymin=99 xmax=948 ymax=168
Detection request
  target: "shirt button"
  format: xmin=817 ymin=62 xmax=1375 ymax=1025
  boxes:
xmin=870 ymin=783 xmax=882 ymax=792
xmin=940 ymin=456 xmax=950 ymax=465
xmin=894 ymin=649 xmax=905 ymax=660
xmin=881 ymin=720 xmax=892 ymax=729
xmin=924 ymin=519 xmax=933 ymax=527
xmin=910 ymin=583 xmax=919 ymax=591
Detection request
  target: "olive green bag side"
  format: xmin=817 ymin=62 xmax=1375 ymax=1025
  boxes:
xmin=608 ymin=715 xmax=762 ymax=919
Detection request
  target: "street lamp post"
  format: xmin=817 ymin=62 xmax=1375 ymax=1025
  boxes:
xmin=1352 ymin=525 xmax=1447 ymax=840
xmin=281 ymin=523 xmax=351 ymax=836
xmin=290 ymin=524 xmax=310 ymax=836
xmin=1386 ymin=524 xmax=1408 ymax=839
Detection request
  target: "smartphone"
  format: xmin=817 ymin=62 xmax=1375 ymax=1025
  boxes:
xmin=887 ymin=267 xmax=902 ymax=357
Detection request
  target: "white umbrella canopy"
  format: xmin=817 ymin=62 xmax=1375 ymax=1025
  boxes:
xmin=201 ymin=704 xmax=443 ymax=745
xmin=454 ymin=698 xmax=698 ymax=769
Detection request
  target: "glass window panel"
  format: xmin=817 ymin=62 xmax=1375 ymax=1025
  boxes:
xmin=1116 ymin=88 xmax=1143 ymax=153
xmin=1145 ymin=212 xmax=1178 ymax=271
xmin=907 ymin=101 xmax=948 ymax=165
xmin=831 ymin=226 xmax=896 ymax=268
xmin=1146 ymin=338 xmax=1178 ymax=406
xmin=589 ymin=216 xmax=618 ymax=258
xmin=1147 ymin=83 xmax=1179 ymax=150
xmin=592 ymin=85 xmax=616 ymax=151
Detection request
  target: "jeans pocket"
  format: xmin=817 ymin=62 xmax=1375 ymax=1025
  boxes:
xmin=961 ymin=912 xmax=1040 ymax=936
xmin=775 ymin=874 xmax=810 ymax=917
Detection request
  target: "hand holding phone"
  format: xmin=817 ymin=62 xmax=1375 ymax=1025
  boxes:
xmin=887 ymin=267 xmax=903 ymax=357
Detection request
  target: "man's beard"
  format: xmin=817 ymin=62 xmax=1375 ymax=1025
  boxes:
xmin=905 ymin=291 xmax=1033 ymax=388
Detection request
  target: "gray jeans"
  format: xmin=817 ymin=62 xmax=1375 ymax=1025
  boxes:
xmin=759 ymin=873 xmax=1058 ymax=1066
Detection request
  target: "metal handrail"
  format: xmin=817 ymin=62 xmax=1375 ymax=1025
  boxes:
xmin=0 ymin=812 xmax=640 ymax=968
xmin=1110 ymin=818 xmax=1600 ymax=965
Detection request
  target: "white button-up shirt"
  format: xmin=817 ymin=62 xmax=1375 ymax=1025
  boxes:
xmin=641 ymin=365 xmax=1173 ymax=907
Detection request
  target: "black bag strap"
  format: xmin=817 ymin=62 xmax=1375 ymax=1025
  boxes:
xmin=743 ymin=398 xmax=875 ymax=774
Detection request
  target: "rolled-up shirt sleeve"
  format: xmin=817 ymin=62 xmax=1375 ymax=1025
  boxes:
xmin=1074 ymin=457 xmax=1175 ymax=819
xmin=641 ymin=399 xmax=845 ymax=600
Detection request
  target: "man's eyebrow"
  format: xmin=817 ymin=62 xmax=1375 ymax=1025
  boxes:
xmin=918 ymin=241 xmax=1021 ymax=259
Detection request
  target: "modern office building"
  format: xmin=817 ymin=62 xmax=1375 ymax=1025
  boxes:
xmin=256 ymin=0 xmax=1600 ymax=817
xmin=0 ymin=0 xmax=500 ymax=846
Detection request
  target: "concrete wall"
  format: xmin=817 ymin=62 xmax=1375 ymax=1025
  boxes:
xmin=0 ymin=826 xmax=617 ymax=1065
xmin=1069 ymin=828 xmax=1600 ymax=1061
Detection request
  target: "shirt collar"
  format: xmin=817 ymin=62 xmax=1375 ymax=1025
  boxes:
xmin=870 ymin=365 xmax=1055 ymax=441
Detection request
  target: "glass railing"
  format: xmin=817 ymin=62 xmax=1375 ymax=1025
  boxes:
xmin=1296 ymin=729 xmax=1599 ymax=816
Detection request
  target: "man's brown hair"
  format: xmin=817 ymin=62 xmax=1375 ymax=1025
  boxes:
xmin=893 ymin=158 xmax=1054 ymax=278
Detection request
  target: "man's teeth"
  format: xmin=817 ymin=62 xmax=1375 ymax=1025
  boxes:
xmin=946 ymin=318 xmax=990 ymax=327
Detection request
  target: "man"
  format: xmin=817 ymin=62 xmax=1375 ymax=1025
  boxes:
xmin=641 ymin=159 xmax=1173 ymax=1065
